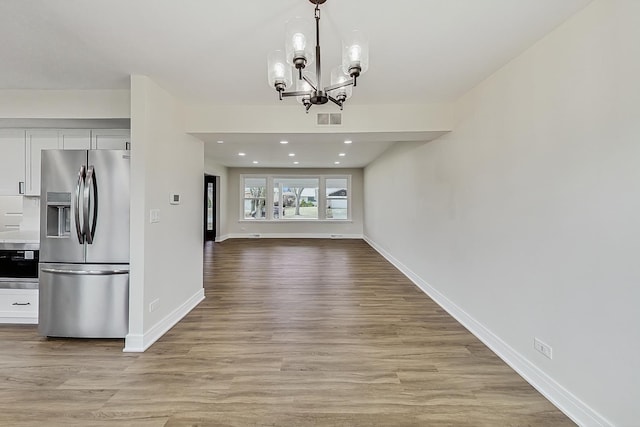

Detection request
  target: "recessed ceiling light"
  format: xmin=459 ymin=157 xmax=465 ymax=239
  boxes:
xmin=288 ymin=153 xmax=295 ymax=157
xmin=344 ymin=140 xmax=352 ymax=144
xmin=339 ymin=153 xmax=346 ymax=157
xmin=238 ymin=152 xmax=246 ymax=156
xmin=217 ymin=140 xmax=224 ymax=144
xmin=334 ymin=161 xmax=340 ymax=165
xmin=280 ymin=140 xmax=288 ymax=144
xmin=293 ymin=161 xmax=299 ymax=165
xmin=252 ymin=161 xmax=259 ymax=164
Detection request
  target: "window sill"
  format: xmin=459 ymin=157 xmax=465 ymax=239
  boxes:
xmin=238 ymin=219 xmax=352 ymax=223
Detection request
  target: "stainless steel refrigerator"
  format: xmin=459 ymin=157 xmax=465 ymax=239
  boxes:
xmin=38 ymin=149 xmax=130 ymax=338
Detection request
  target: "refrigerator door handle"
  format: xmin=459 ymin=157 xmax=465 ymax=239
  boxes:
xmin=75 ymin=165 xmax=86 ymax=244
xmin=83 ymin=167 xmax=90 ymax=244
xmin=41 ymin=267 xmax=129 ymax=276
xmin=88 ymin=166 xmax=98 ymax=243
xmin=84 ymin=166 xmax=98 ymax=244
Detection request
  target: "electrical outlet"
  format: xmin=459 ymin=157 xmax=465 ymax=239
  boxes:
xmin=149 ymin=298 xmax=160 ymax=313
xmin=534 ymin=338 xmax=553 ymax=359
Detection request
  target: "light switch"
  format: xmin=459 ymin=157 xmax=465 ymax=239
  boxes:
xmin=150 ymin=209 xmax=160 ymax=223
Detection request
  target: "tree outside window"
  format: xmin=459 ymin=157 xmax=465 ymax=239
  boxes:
xmin=274 ymin=177 xmax=319 ymax=219
xmin=243 ymin=178 xmax=266 ymax=219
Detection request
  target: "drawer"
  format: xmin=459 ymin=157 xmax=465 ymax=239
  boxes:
xmin=0 ymin=195 xmax=23 ymax=230
xmin=0 ymin=289 xmax=38 ymax=323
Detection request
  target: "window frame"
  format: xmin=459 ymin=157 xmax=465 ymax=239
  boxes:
xmin=239 ymin=174 xmax=352 ymax=222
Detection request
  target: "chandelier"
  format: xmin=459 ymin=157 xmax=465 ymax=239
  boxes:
xmin=267 ymin=0 xmax=369 ymax=112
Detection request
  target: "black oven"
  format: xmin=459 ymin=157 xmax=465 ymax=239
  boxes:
xmin=0 ymin=244 xmax=39 ymax=289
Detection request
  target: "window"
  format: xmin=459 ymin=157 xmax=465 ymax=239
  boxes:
xmin=326 ymin=178 xmax=348 ymax=220
xmin=241 ymin=174 xmax=351 ymax=221
xmin=243 ymin=177 xmax=266 ymax=219
xmin=273 ymin=177 xmax=319 ymax=220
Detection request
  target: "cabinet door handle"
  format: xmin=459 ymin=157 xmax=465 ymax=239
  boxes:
xmin=12 ymin=302 xmax=31 ymax=306
xmin=19 ymin=181 xmax=25 ymax=194
xmin=125 ymin=141 xmax=131 ymax=150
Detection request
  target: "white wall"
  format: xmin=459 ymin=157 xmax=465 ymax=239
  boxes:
xmin=226 ymin=167 xmax=364 ymax=238
xmin=185 ymin=103 xmax=453 ymax=134
xmin=126 ymin=75 xmax=204 ymax=352
xmin=0 ymin=90 xmax=130 ymax=118
xmin=364 ymin=1 xmax=639 ymax=425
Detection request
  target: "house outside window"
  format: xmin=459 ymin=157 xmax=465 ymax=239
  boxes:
xmin=326 ymin=177 xmax=348 ymax=220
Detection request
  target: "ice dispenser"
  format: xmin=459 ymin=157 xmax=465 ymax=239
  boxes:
xmin=46 ymin=192 xmax=72 ymax=237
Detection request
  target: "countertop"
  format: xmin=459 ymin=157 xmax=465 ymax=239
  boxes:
xmin=0 ymin=230 xmax=40 ymax=249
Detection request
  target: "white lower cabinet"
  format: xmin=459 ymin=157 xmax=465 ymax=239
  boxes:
xmin=0 ymin=289 xmax=38 ymax=324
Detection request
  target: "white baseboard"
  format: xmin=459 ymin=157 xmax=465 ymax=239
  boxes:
xmin=215 ymin=234 xmax=230 ymax=242
xmin=226 ymin=233 xmax=363 ymax=239
xmin=363 ymin=235 xmax=612 ymax=427
xmin=123 ymin=288 xmax=205 ymax=353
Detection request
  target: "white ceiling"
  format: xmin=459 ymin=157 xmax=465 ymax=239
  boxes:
xmin=0 ymin=0 xmax=591 ymax=167
xmin=195 ymin=131 xmax=448 ymax=168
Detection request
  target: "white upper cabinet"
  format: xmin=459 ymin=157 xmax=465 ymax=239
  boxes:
xmin=0 ymin=130 xmax=26 ymax=196
xmin=91 ymin=129 xmax=130 ymax=150
xmin=59 ymin=129 xmax=91 ymax=150
xmin=1 ymin=128 xmax=130 ymax=198
xmin=25 ymin=130 xmax=60 ymax=196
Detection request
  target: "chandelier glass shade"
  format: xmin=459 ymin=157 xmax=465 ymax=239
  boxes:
xmin=266 ymin=50 xmax=292 ymax=91
xmin=342 ymin=30 xmax=369 ymax=77
xmin=285 ymin=17 xmax=315 ymax=70
xmin=267 ymin=0 xmax=368 ymax=112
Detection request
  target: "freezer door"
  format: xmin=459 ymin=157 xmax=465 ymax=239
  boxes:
xmin=38 ymin=263 xmax=129 ymax=338
xmin=85 ymin=150 xmax=130 ymax=264
xmin=39 ymin=150 xmax=88 ymax=263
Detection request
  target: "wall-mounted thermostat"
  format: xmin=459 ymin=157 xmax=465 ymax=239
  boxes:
xmin=170 ymin=193 xmax=181 ymax=205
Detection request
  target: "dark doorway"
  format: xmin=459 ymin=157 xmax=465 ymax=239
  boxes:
xmin=204 ymin=175 xmax=217 ymax=241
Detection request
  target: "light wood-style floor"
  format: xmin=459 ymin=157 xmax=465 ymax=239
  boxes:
xmin=0 ymin=239 xmax=574 ymax=426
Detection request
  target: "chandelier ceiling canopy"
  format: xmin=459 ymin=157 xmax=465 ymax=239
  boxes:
xmin=267 ymin=0 xmax=369 ymax=112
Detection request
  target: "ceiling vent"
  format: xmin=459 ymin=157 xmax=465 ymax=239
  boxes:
xmin=317 ymin=113 xmax=342 ymax=126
